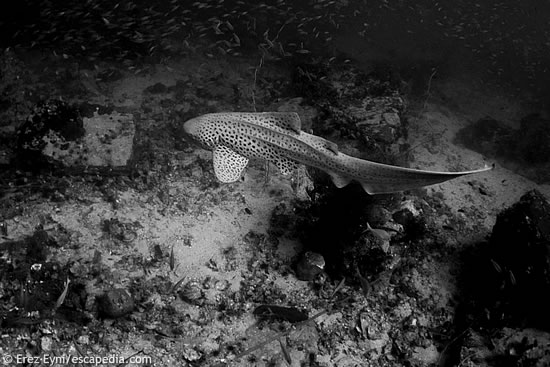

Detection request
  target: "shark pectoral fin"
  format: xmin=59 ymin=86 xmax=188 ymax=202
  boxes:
xmin=212 ymin=145 xmax=249 ymax=183
xmin=328 ymin=172 xmax=352 ymax=188
xmin=274 ymin=157 xmax=299 ymax=175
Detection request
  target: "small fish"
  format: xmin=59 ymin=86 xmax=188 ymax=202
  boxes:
xmin=232 ymin=33 xmax=240 ymax=45
xmin=54 ymin=278 xmax=70 ymax=310
xmin=356 ymin=267 xmax=370 ymax=296
xmin=364 ymin=222 xmax=392 ymax=241
xmin=279 ymin=339 xmax=292 ymax=365
xmin=170 ymin=244 xmax=176 ymax=271
xmin=183 ymin=112 xmax=493 ymax=194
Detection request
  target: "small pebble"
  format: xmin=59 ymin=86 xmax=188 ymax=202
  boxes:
xmin=97 ymin=288 xmax=135 ymax=318
xmin=296 ymin=251 xmax=325 ymax=281
xmin=179 ymin=279 xmax=204 ymax=304
xmin=41 ymin=336 xmax=53 ymax=352
xmin=214 ymin=279 xmax=230 ymax=291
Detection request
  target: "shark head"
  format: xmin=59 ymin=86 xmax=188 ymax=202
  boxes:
xmin=183 ymin=116 xmax=203 ymax=138
xmin=183 ymin=115 xmax=218 ymax=148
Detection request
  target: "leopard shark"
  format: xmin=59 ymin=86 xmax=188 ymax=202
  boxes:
xmin=183 ymin=112 xmax=492 ymax=194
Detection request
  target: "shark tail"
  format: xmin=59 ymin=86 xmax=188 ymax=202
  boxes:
xmin=328 ymin=162 xmax=494 ymax=195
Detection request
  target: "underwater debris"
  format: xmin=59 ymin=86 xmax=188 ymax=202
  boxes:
xmin=179 ymin=279 xmax=204 ymax=305
xmin=25 ymin=228 xmax=55 ymax=262
xmin=101 ymin=218 xmax=138 ymax=243
xmin=0 ymin=221 xmax=7 ymax=237
xmin=0 ymin=256 xmax=74 ymax=328
xmin=144 ymin=82 xmax=169 ymax=94
xmin=486 ymin=190 xmax=550 ymax=329
xmin=459 ymin=327 xmax=550 ymax=366
xmin=454 ymin=190 xmax=550 ymax=365
xmin=181 ymin=345 xmax=202 ymax=362
xmin=253 ymin=305 xmax=309 ymax=323
xmin=15 ymin=100 xmax=135 ymax=171
xmin=97 ymin=288 xmax=135 ymax=318
xmin=295 ymin=251 xmax=325 ymax=281
xmin=16 ymin=100 xmax=84 ymax=170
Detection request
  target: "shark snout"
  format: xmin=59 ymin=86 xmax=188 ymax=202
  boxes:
xmin=183 ymin=117 xmax=201 ymax=137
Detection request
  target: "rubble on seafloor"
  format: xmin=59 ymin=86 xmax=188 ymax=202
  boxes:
xmin=456 ymin=190 xmax=550 ymax=366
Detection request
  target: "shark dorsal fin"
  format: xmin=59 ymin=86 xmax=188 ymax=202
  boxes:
xmin=324 ymin=140 xmax=338 ymax=154
xmin=267 ymin=112 xmax=301 ymax=133
xmin=328 ymin=171 xmax=352 ymax=188
xmin=244 ymin=112 xmax=302 ymax=134
xmin=212 ymin=145 xmax=249 ymax=182
xmin=298 ymin=133 xmax=339 ymax=155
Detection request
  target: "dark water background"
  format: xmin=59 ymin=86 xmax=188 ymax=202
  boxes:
xmin=1 ymin=0 xmax=549 ymax=106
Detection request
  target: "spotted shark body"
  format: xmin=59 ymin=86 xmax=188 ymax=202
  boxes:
xmin=183 ymin=112 xmax=492 ymax=194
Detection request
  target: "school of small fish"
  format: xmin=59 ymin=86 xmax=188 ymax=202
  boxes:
xmin=1 ymin=0 xmax=545 ymax=91
xmin=2 ymin=0 xmax=345 ymax=62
